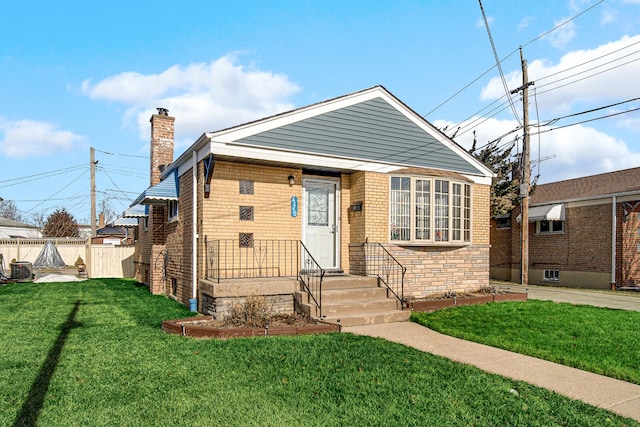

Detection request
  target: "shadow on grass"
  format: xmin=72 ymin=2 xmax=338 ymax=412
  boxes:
xmin=12 ymin=300 xmax=81 ymax=427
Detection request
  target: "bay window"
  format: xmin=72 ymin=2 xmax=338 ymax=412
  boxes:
xmin=390 ymin=176 xmax=472 ymax=244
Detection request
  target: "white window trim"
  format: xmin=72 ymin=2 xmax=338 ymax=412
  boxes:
xmin=536 ymin=220 xmax=564 ymax=235
xmin=543 ymin=269 xmax=560 ymax=282
xmin=168 ymin=200 xmax=179 ymax=222
xmin=389 ymin=176 xmax=472 ymax=245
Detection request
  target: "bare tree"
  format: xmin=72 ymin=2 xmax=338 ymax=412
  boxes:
xmin=43 ymin=208 xmax=80 ymax=238
xmin=0 ymin=200 xmax=22 ymax=222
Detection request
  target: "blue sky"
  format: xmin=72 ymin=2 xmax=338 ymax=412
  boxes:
xmin=1 ymin=0 xmax=640 ymax=224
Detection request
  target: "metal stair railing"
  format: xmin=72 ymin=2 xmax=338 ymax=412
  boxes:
xmin=298 ymin=242 xmax=325 ymax=318
xmin=364 ymin=242 xmax=406 ymax=309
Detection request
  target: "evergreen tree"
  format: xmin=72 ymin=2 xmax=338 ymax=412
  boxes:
xmin=43 ymin=208 xmax=80 ymax=237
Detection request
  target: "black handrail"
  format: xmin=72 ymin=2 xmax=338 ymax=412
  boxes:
xmin=364 ymin=242 xmax=406 ymax=308
xmin=298 ymin=242 xmax=325 ymax=318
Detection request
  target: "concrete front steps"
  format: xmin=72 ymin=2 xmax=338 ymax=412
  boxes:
xmin=295 ymin=275 xmax=410 ymax=327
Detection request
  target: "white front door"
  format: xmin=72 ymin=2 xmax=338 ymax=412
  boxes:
xmin=303 ymin=178 xmax=339 ymax=270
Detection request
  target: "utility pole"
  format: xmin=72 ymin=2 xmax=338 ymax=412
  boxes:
xmin=90 ymin=147 xmax=97 ymax=238
xmin=509 ymin=48 xmax=534 ymax=285
xmin=510 ymin=47 xmax=534 ymax=285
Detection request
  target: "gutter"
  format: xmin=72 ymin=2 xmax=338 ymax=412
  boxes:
xmin=611 ymin=196 xmax=617 ymax=289
xmin=189 ymin=150 xmax=198 ymax=312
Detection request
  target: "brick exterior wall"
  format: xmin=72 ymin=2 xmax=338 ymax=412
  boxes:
xmin=492 ymin=200 xmax=640 ymax=287
xmin=349 ymin=175 xmax=491 ymax=296
xmin=618 ymin=204 xmax=640 ymax=286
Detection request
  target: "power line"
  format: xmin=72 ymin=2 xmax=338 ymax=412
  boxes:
xmin=478 ymin=0 xmax=522 ymax=125
xmin=424 ymin=0 xmax=604 ymax=118
xmin=94 ymin=148 xmax=148 ymax=159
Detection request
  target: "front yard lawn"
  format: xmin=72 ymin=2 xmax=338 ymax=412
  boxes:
xmin=411 ymin=299 xmax=640 ymax=384
xmin=0 ymin=280 xmax=637 ymax=426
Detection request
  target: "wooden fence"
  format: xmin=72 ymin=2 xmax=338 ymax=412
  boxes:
xmin=0 ymin=238 xmax=135 ymax=278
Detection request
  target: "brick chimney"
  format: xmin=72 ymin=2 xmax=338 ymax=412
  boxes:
xmin=147 ymin=108 xmax=175 ymax=295
xmin=150 ymin=108 xmax=175 ymax=186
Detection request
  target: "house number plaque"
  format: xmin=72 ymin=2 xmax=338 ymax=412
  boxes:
xmin=291 ymin=196 xmax=298 ymax=217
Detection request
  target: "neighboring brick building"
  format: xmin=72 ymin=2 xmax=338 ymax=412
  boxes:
xmin=126 ymin=86 xmax=494 ymax=313
xmin=491 ymin=167 xmax=640 ymax=289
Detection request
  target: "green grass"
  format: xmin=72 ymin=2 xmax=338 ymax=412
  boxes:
xmin=411 ymin=299 xmax=640 ymax=385
xmin=1 ymin=280 xmax=637 ymax=426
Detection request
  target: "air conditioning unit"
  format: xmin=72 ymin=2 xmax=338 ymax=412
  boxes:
xmin=11 ymin=261 xmax=33 ymax=281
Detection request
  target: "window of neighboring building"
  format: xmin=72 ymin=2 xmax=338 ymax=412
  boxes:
xmin=143 ymin=216 xmax=149 ymax=230
xmin=496 ymin=217 xmax=511 ymax=229
xmin=390 ymin=176 xmax=472 ymax=244
xmin=239 ymin=180 xmax=254 ymax=195
xmin=637 ymin=242 xmax=640 ymax=253
xmin=537 ymin=220 xmax=564 ymax=234
xmin=168 ymin=200 xmax=178 ymax=221
xmin=543 ymin=269 xmax=560 ymax=281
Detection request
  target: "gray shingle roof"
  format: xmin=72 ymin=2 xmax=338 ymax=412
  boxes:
xmin=531 ymin=167 xmax=640 ymax=204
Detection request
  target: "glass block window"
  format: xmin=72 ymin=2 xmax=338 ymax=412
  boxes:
xmin=239 ymin=206 xmax=254 ymax=221
xmin=308 ymin=187 xmax=329 ymax=226
xmin=239 ymin=180 xmax=254 ymax=195
xmin=239 ymin=233 xmax=254 ymax=248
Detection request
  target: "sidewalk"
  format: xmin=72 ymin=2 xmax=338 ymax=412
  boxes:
xmin=344 ymin=322 xmax=640 ymax=422
xmin=495 ymin=282 xmax=640 ymax=312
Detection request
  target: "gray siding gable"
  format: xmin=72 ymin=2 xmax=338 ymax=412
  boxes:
xmin=235 ymin=97 xmax=481 ymax=175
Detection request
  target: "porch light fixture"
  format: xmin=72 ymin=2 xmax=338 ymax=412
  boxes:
xmin=350 ymin=202 xmax=363 ymax=212
xmin=288 ymin=175 xmax=295 ymax=186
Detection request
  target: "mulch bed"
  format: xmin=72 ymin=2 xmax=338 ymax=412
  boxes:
xmin=162 ymin=314 xmax=341 ymax=339
xmin=408 ymin=291 xmax=527 ymax=312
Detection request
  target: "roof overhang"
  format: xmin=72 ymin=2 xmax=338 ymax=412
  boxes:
xmin=517 ymin=204 xmax=565 ymax=223
xmin=122 ymin=204 xmax=148 ymax=218
xmin=113 ymin=217 xmax=140 ymax=227
xmin=130 ymin=171 xmax=179 ymax=206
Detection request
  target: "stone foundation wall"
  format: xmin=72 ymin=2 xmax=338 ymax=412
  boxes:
xmin=200 ymin=293 xmax=294 ymax=319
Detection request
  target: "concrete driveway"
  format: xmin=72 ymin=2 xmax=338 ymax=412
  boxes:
xmin=495 ymin=281 xmax=640 ymax=312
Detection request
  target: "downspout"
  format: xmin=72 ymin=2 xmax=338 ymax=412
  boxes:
xmin=611 ymin=196 xmax=616 ymax=290
xmin=189 ymin=150 xmax=199 ymax=311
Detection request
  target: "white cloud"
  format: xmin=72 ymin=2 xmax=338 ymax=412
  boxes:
xmin=433 ymin=115 xmax=640 ymax=184
xmin=0 ymin=118 xmax=84 ymax=159
xmin=82 ymin=54 xmax=302 ymax=143
xmin=518 ymin=16 xmax=535 ymax=31
xmin=481 ymin=35 xmax=640 ymax=115
xmin=545 ymin=17 xmax=576 ymax=48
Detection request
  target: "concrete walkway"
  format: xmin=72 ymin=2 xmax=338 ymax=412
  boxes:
xmin=495 ymin=282 xmax=640 ymax=312
xmin=345 ymin=322 xmax=640 ymax=422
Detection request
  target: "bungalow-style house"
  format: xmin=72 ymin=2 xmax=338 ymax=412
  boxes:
xmin=491 ymin=167 xmax=640 ymax=289
xmin=0 ymin=217 xmax=42 ymax=239
xmin=126 ymin=86 xmax=493 ymax=324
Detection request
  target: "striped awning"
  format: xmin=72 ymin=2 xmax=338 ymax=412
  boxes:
xmin=517 ymin=204 xmax=565 ymax=223
xmin=131 ymin=171 xmax=179 ymax=206
xmin=122 ymin=204 xmax=148 ymax=218
xmin=113 ymin=217 xmax=140 ymax=227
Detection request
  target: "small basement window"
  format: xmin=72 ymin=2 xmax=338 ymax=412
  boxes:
xmin=496 ymin=217 xmax=511 ymax=229
xmin=543 ymin=269 xmax=560 ymax=282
